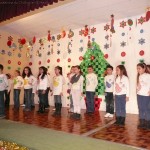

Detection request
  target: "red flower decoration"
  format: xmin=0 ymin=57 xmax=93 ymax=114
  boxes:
xmin=90 ymin=56 xmax=95 ymax=60
xmin=7 ymin=41 xmax=12 ymax=47
xmin=8 ymin=60 xmax=11 ymax=64
xmin=139 ymin=50 xmax=144 ymax=56
xmin=138 ymin=16 xmax=146 ymax=25
xmin=20 ymin=38 xmax=26 ymax=45
xmin=121 ymin=52 xmax=126 ymax=57
xmin=47 ymin=59 xmax=50 ymax=63
xmin=29 ymin=62 xmax=32 ymax=66
xmin=120 ymin=21 xmax=126 ymax=28
xmin=104 ymin=24 xmax=110 ymax=31
xmin=104 ymin=54 xmax=108 ymax=59
xmin=57 ymin=59 xmax=60 ymax=63
xmin=68 ymin=58 xmax=71 ymax=62
xmin=39 ymin=61 xmax=41 ymax=65
xmin=18 ymin=61 xmax=21 ymax=65
xmin=79 ymin=56 xmax=83 ymax=61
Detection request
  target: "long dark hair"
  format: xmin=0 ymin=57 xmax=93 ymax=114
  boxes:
xmin=15 ymin=70 xmax=21 ymax=76
xmin=38 ymin=66 xmax=47 ymax=80
xmin=146 ymin=64 xmax=150 ymax=74
xmin=137 ymin=63 xmax=146 ymax=84
xmin=116 ymin=65 xmax=128 ymax=79
xmin=75 ymin=65 xmax=82 ymax=75
xmin=55 ymin=66 xmax=62 ymax=75
xmin=22 ymin=66 xmax=33 ymax=78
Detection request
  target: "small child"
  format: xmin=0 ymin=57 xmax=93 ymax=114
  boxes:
xmin=0 ymin=64 xmax=8 ymax=118
xmin=114 ymin=65 xmax=129 ymax=126
xmin=85 ymin=66 xmax=98 ymax=114
xmin=70 ymin=65 xmax=84 ymax=120
xmin=13 ymin=70 xmax=24 ymax=110
xmin=37 ymin=66 xmax=48 ymax=113
xmin=137 ymin=63 xmax=150 ymax=129
xmin=52 ymin=66 xmax=65 ymax=116
xmin=4 ymin=73 xmax=13 ymax=107
xmin=104 ymin=65 xmax=115 ymax=118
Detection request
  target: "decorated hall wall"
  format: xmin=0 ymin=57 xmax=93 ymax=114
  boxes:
xmin=30 ymin=13 xmax=150 ymax=114
xmin=0 ymin=30 xmax=29 ymax=104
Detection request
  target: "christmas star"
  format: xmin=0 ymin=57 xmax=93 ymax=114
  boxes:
xmin=91 ymin=27 xmax=96 ymax=34
xmin=120 ymin=21 xmax=126 ymax=28
xmin=120 ymin=41 xmax=126 ymax=47
xmin=79 ymin=47 xmax=84 ymax=52
xmin=105 ymin=35 xmax=109 ymax=40
xmin=138 ymin=38 xmax=145 ymax=45
xmin=104 ymin=24 xmax=110 ymax=31
xmin=104 ymin=43 xmax=109 ymax=49
xmin=138 ymin=16 xmax=146 ymax=25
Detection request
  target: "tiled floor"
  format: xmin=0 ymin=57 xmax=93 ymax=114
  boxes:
xmin=4 ymin=106 xmax=150 ymax=149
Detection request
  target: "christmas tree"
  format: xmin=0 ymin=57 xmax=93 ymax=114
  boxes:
xmin=80 ymin=42 xmax=109 ymax=95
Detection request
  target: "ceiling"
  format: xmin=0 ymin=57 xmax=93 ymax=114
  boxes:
xmin=0 ymin=0 xmax=149 ymax=39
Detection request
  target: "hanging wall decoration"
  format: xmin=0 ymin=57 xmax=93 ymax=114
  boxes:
xmin=121 ymin=51 xmax=126 ymax=57
xmin=29 ymin=62 xmax=32 ymax=66
xmin=7 ymin=36 xmax=13 ymax=47
xmin=120 ymin=20 xmax=126 ymax=28
xmin=138 ymin=38 xmax=145 ymax=45
xmin=8 ymin=51 xmax=12 ymax=56
xmin=61 ymin=30 xmax=66 ymax=38
xmin=11 ymin=43 xmax=17 ymax=51
xmin=146 ymin=7 xmax=150 ymax=22
xmin=138 ymin=16 xmax=146 ymax=25
xmin=139 ymin=50 xmax=145 ymax=56
xmin=91 ymin=27 xmax=96 ymax=34
xmin=104 ymin=43 xmax=109 ymax=49
xmin=57 ymin=34 xmax=61 ymax=40
xmin=51 ymin=44 xmax=54 ymax=54
xmin=1 ymin=50 xmax=5 ymax=55
xmin=79 ymin=29 xmax=84 ymax=36
xmin=79 ymin=25 xmax=90 ymax=36
xmin=51 ymin=36 xmax=56 ymax=42
xmin=127 ymin=19 xmax=133 ymax=26
xmin=110 ymin=14 xmax=115 ymax=33
xmin=68 ymin=29 xmax=74 ymax=38
xmin=32 ymin=36 xmax=36 ymax=44
xmin=47 ymin=30 xmax=51 ymax=42
xmin=39 ymin=38 xmax=44 ymax=46
xmin=18 ymin=38 xmax=26 ymax=50
xmin=105 ymin=35 xmax=109 ymax=40
xmin=104 ymin=24 xmax=110 ymax=31
xmin=120 ymin=41 xmax=126 ymax=47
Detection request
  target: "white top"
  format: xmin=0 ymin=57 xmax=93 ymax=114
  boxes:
xmin=37 ymin=74 xmax=48 ymax=90
xmin=13 ymin=76 xmax=24 ymax=89
xmin=114 ymin=75 xmax=129 ymax=97
xmin=137 ymin=73 xmax=150 ymax=96
xmin=6 ymin=79 xmax=13 ymax=92
xmin=71 ymin=75 xmax=84 ymax=92
xmin=104 ymin=74 xmax=115 ymax=92
xmin=86 ymin=73 xmax=98 ymax=92
xmin=52 ymin=75 xmax=65 ymax=95
xmin=24 ymin=75 xmax=37 ymax=89
xmin=0 ymin=74 xmax=8 ymax=91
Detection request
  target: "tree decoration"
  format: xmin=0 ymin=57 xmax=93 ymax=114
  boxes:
xmin=110 ymin=14 xmax=115 ymax=33
xmin=139 ymin=59 xmax=144 ymax=63
xmin=138 ymin=38 xmax=145 ymax=45
xmin=47 ymin=30 xmax=51 ymax=42
xmin=104 ymin=24 xmax=110 ymax=31
xmin=146 ymin=7 xmax=150 ymax=22
xmin=104 ymin=54 xmax=108 ymax=59
xmin=61 ymin=30 xmax=66 ymax=38
xmin=104 ymin=43 xmax=109 ymax=49
xmin=120 ymin=41 xmax=126 ymax=47
xmin=138 ymin=16 xmax=146 ymax=24
xmin=91 ymin=27 xmax=96 ymax=34
xmin=8 ymin=60 xmax=11 ymax=64
xmin=68 ymin=29 xmax=74 ymax=38
xmin=121 ymin=52 xmax=126 ymax=57
xmin=68 ymin=58 xmax=71 ymax=62
xmin=47 ymin=59 xmax=50 ymax=63
xmin=139 ymin=50 xmax=144 ymax=56
xmin=127 ymin=19 xmax=133 ymax=26
xmin=57 ymin=59 xmax=60 ymax=62
xmin=80 ymin=42 xmax=109 ymax=95
xmin=120 ymin=21 xmax=126 ymax=28
xmin=79 ymin=56 xmax=83 ymax=61
xmin=18 ymin=61 xmax=21 ymax=65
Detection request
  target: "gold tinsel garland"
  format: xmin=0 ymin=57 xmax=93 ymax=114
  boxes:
xmin=0 ymin=140 xmax=29 ymax=150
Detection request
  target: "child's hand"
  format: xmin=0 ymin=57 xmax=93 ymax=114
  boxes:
xmin=126 ymin=97 xmax=129 ymax=102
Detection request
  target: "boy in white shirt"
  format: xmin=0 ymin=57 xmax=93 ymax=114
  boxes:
xmin=85 ymin=66 xmax=98 ymax=114
xmin=104 ymin=65 xmax=115 ymax=118
xmin=0 ymin=64 xmax=8 ymax=118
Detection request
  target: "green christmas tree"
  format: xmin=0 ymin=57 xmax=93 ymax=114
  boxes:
xmin=80 ymin=42 xmax=109 ymax=95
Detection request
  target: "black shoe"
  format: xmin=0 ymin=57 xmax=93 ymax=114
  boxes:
xmin=57 ymin=103 xmax=62 ymax=116
xmin=138 ymin=119 xmax=145 ymax=129
xmin=76 ymin=113 xmax=81 ymax=120
xmin=145 ymin=120 xmax=150 ymax=130
xmin=114 ymin=116 xmax=120 ymax=125
xmin=119 ymin=117 xmax=125 ymax=126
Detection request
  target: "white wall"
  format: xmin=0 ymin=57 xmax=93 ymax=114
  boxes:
xmin=30 ymin=13 xmax=150 ymax=114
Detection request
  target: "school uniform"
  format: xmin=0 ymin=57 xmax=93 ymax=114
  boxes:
xmin=114 ymin=75 xmax=129 ymax=125
xmin=86 ymin=73 xmax=98 ymax=113
xmin=13 ymin=76 xmax=24 ymax=109
xmin=0 ymin=74 xmax=8 ymax=117
xmin=4 ymin=78 xmax=13 ymax=107
xmin=71 ymin=74 xmax=84 ymax=118
xmin=137 ymin=73 xmax=150 ymax=129
xmin=104 ymin=74 xmax=115 ymax=115
xmin=37 ymin=74 xmax=48 ymax=113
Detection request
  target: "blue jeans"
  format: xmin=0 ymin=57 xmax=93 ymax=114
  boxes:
xmin=137 ymin=95 xmax=150 ymax=121
xmin=115 ymin=95 xmax=126 ymax=117
xmin=45 ymin=87 xmax=50 ymax=107
xmin=54 ymin=95 xmax=61 ymax=104
xmin=13 ymin=89 xmax=21 ymax=108
xmin=38 ymin=90 xmax=46 ymax=106
xmin=24 ymin=89 xmax=32 ymax=110
xmin=0 ymin=91 xmax=5 ymax=116
xmin=31 ymin=93 xmax=35 ymax=106
xmin=86 ymin=91 xmax=95 ymax=113
xmin=105 ymin=92 xmax=114 ymax=114
xmin=70 ymin=95 xmax=74 ymax=110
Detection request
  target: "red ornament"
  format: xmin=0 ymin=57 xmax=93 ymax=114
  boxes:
xmin=21 ymin=38 xmax=26 ymax=45
xmin=47 ymin=59 xmax=50 ymax=63
xmin=79 ymin=56 xmax=83 ymax=61
xmin=8 ymin=60 xmax=11 ymax=64
xmin=29 ymin=62 xmax=32 ymax=66
xmin=84 ymin=25 xmax=89 ymax=37
xmin=90 ymin=56 xmax=95 ymax=60
xmin=61 ymin=30 xmax=66 ymax=38
xmin=146 ymin=10 xmax=150 ymax=22
xmin=68 ymin=58 xmax=71 ymax=62
xmin=57 ymin=59 xmax=60 ymax=63
xmin=18 ymin=61 xmax=21 ymax=65
xmin=39 ymin=61 xmax=41 ymax=65
xmin=120 ymin=21 xmax=126 ymax=28
xmin=32 ymin=36 xmax=36 ymax=44
xmin=139 ymin=50 xmax=144 ymax=56
xmin=7 ymin=41 xmax=12 ymax=47
xmin=47 ymin=31 xmax=51 ymax=42
xmin=121 ymin=52 xmax=126 ymax=57
xmin=104 ymin=54 xmax=108 ymax=59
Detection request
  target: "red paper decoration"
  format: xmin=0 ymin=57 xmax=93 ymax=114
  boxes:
xmin=121 ymin=52 xmax=126 ymax=57
xmin=18 ymin=61 xmax=21 ymax=65
xmin=79 ymin=56 xmax=83 ymax=61
xmin=47 ymin=31 xmax=51 ymax=42
xmin=138 ymin=16 xmax=146 ymax=25
xmin=47 ymin=59 xmax=50 ymax=63
xmin=61 ymin=30 xmax=66 ymax=38
xmin=104 ymin=54 xmax=108 ymax=59
xmin=90 ymin=56 xmax=95 ymax=60
xmin=146 ymin=10 xmax=150 ymax=22
xmin=20 ymin=38 xmax=26 ymax=45
xmin=32 ymin=36 xmax=36 ymax=44
xmin=68 ymin=58 xmax=71 ymax=62
xmin=7 ymin=41 xmax=12 ymax=47
xmin=8 ymin=60 xmax=11 ymax=64
xmin=120 ymin=21 xmax=126 ymax=28
xmin=39 ymin=61 xmax=41 ymax=65
xmin=104 ymin=24 xmax=110 ymax=31
xmin=29 ymin=62 xmax=32 ymax=66
xmin=139 ymin=50 xmax=144 ymax=56
xmin=57 ymin=59 xmax=60 ymax=63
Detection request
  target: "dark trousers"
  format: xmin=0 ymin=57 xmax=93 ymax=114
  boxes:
xmin=105 ymin=92 xmax=114 ymax=114
xmin=31 ymin=93 xmax=35 ymax=106
xmin=38 ymin=90 xmax=46 ymax=107
xmin=0 ymin=91 xmax=5 ymax=116
xmin=45 ymin=87 xmax=50 ymax=107
xmin=70 ymin=95 xmax=73 ymax=110
xmin=137 ymin=95 xmax=150 ymax=121
xmin=86 ymin=91 xmax=95 ymax=113
xmin=115 ymin=95 xmax=126 ymax=117
xmin=24 ymin=89 xmax=32 ymax=110
xmin=13 ymin=89 xmax=21 ymax=108
xmin=54 ymin=95 xmax=62 ymax=104
xmin=4 ymin=90 xmax=10 ymax=107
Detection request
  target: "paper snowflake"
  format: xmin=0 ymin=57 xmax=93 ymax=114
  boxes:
xmin=121 ymin=33 xmax=125 ymax=36
xmin=68 ymin=49 xmax=71 ymax=54
xmin=80 ymin=39 xmax=83 ymax=43
xmin=138 ymin=38 xmax=145 ymax=45
xmin=8 ymin=51 xmax=12 ymax=56
xmin=120 ymin=21 xmax=126 ymax=28
xmin=120 ymin=41 xmax=126 ymax=47
xmin=104 ymin=24 xmax=110 ymax=31
xmin=92 ymin=38 xmax=95 ymax=42
xmin=79 ymin=47 xmax=84 ymax=52
xmin=138 ymin=16 xmax=146 ymax=25
xmin=57 ymin=50 xmax=60 ymax=55
xmin=105 ymin=35 xmax=109 ymax=40
xmin=104 ymin=43 xmax=109 ymax=49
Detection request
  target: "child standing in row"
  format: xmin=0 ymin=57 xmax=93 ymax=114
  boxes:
xmin=114 ymin=65 xmax=129 ymax=126
xmin=137 ymin=63 xmax=150 ymax=129
xmin=104 ymin=65 xmax=115 ymax=118
xmin=70 ymin=66 xmax=84 ymax=119
xmin=85 ymin=66 xmax=98 ymax=114
xmin=52 ymin=66 xmax=65 ymax=116
xmin=13 ymin=70 xmax=24 ymax=110
xmin=0 ymin=64 xmax=8 ymax=118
